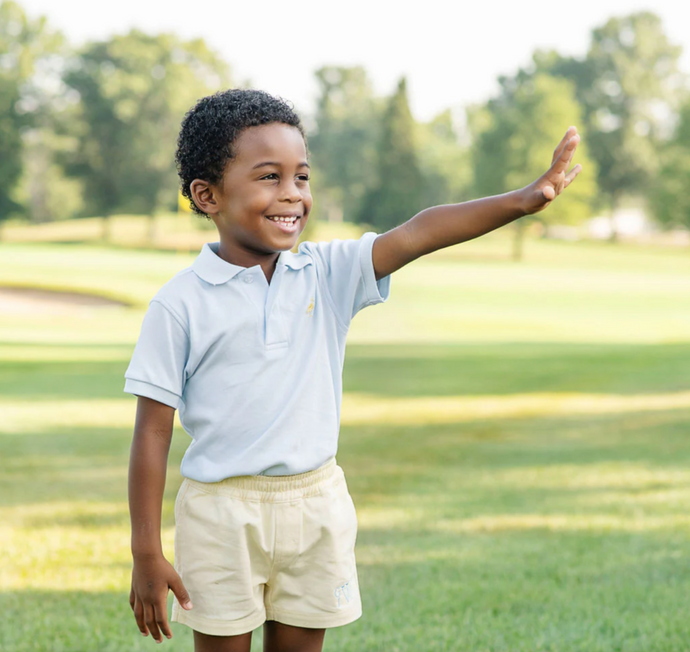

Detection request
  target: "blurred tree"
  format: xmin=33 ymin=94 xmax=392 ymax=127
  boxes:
xmin=472 ymin=73 xmax=597 ymax=260
xmin=585 ymin=12 xmax=682 ymax=218
xmin=0 ymin=0 xmax=63 ymax=226
xmin=17 ymin=127 xmax=85 ymax=223
xmin=416 ymin=109 xmax=472 ymax=208
xmin=15 ymin=36 xmax=83 ymax=224
xmin=63 ymin=30 xmax=231 ymax=241
xmin=522 ymin=13 xmax=683 ymax=238
xmin=649 ymin=100 xmax=690 ymax=233
xmin=358 ymin=78 xmax=426 ymax=231
xmin=309 ymin=66 xmax=381 ymax=224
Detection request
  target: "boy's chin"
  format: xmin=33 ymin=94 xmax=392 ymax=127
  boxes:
xmin=262 ymin=233 xmax=303 ymax=255
xmin=272 ymin=223 xmax=307 ymax=246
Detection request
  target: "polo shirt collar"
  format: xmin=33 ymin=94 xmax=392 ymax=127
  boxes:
xmin=193 ymin=242 xmax=312 ymax=285
xmin=192 ymin=242 xmax=244 ymax=285
xmin=277 ymin=249 xmax=313 ymax=270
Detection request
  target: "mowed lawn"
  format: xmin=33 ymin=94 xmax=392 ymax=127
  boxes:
xmin=1 ymin=230 xmax=690 ymax=651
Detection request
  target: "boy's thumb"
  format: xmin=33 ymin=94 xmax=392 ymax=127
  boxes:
xmin=170 ymin=576 xmax=193 ymax=610
xmin=541 ymin=186 xmax=555 ymax=202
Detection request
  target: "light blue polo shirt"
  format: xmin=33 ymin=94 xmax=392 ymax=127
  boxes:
xmin=124 ymin=232 xmax=390 ymax=481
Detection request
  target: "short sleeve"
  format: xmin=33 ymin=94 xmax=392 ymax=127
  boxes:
xmin=301 ymin=232 xmax=391 ymax=328
xmin=123 ymin=299 xmax=190 ymax=409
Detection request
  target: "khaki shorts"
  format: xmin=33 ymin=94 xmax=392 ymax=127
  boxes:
xmin=171 ymin=458 xmax=361 ymax=636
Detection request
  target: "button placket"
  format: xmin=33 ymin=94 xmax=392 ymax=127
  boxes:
xmin=264 ymin=267 xmax=288 ymax=348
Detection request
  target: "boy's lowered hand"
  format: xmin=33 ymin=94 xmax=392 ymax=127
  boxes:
xmin=518 ymin=126 xmax=582 ymax=216
xmin=130 ymin=553 xmax=192 ymax=643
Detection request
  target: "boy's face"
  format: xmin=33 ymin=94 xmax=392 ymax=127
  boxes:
xmin=205 ymin=123 xmax=312 ymax=261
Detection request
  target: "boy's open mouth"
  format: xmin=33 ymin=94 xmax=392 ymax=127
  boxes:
xmin=265 ymin=214 xmax=301 ymax=232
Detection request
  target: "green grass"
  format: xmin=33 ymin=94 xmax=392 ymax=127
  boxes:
xmin=1 ymin=229 xmax=690 ymax=651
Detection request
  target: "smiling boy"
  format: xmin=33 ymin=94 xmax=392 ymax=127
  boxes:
xmin=193 ymin=123 xmax=312 ymax=278
xmin=126 ymin=89 xmax=580 ymax=652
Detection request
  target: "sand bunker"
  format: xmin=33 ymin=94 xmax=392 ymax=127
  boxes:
xmin=0 ymin=287 xmax=128 ymax=315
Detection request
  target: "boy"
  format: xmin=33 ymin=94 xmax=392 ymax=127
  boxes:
xmin=126 ymin=89 xmax=580 ymax=652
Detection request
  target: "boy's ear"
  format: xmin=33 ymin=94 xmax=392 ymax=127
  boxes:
xmin=190 ymin=179 xmax=219 ymax=215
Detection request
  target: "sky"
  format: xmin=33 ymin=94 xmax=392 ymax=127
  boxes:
xmin=19 ymin=0 xmax=690 ymax=122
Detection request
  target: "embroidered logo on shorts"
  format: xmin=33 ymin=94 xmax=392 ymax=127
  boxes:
xmin=334 ymin=581 xmax=351 ymax=608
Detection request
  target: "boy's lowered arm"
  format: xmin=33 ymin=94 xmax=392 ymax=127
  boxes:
xmin=372 ymin=127 xmax=581 ymax=280
xmin=129 ymin=396 xmax=192 ymax=643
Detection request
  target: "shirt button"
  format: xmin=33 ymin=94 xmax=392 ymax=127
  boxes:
xmin=243 ymin=275 xmax=254 ymax=284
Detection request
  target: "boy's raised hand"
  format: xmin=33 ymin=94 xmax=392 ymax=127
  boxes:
xmin=520 ymin=126 xmax=582 ymax=215
xmin=373 ymin=125 xmax=583 ymax=280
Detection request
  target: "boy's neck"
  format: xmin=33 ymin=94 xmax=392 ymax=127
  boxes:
xmin=216 ymin=239 xmax=280 ymax=283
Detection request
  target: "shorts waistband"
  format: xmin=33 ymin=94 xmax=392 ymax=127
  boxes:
xmin=182 ymin=458 xmax=341 ymax=502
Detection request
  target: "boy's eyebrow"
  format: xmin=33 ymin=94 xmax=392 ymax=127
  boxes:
xmin=252 ymin=161 xmax=310 ymax=170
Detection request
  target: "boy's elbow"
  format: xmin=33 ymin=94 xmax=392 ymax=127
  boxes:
xmin=404 ymin=209 xmax=439 ymax=258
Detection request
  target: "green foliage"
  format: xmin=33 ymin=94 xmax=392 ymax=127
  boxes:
xmin=473 ymin=73 xmax=598 ymax=226
xmin=585 ymin=13 xmax=682 ymax=205
xmin=309 ymin=66 xmax=381 ymax=223
xmin=0 ymin=6 xmax=687 ymax=235
xmin=310 ymin=71 xmax=471 ymax=229
xmin=15 ymin=128 xmax=85 ymax=222
xmin=358 ymin=78 xmax=426 ymax=230
xmin=0 ymin=1 xmax=63 ymax=221
xmin=649 ymin=100 xmax=690 ymax=230
xmin=0 ymin=67 xmax=22 ymax=219
xmin=63 ymin=30 xmax=231 ymax=218
xmin=529 ymin=13 xmax=683 ymax=210
xmin=416 ymin=109 xmax=472 ymax=207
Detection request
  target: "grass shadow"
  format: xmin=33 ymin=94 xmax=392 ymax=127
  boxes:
xmin=2 ymin=341 xmax=688 ymax=401
xmin=344 ymin=342 xmax=690 ymax=397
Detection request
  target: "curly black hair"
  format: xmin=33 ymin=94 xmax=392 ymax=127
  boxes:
xmin=175 ymin=89 xmax=306 ymax=216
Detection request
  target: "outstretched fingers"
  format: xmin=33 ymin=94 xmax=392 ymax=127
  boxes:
xmin=525 ymin=127 xmax=583 ymax=214
xmin=551 ymin=134 xmax=580 ymax=177
xmin=564 ymin=164 xmax=582 ymax=188
xmin=551 ymin=126 xmax=578 ymax=165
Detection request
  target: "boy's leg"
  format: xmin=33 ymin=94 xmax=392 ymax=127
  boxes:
xmin=194 ymin=630 xmax=252 ymax=652
xmin=263 ymin=621 xmax=326 ymax=652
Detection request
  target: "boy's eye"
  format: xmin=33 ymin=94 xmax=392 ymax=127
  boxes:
xmin=260 ymin=173 xmax=310 ymax=182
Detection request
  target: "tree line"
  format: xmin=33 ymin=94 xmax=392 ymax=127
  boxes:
xmin=2 ymin=1 xmax=689 ymax=244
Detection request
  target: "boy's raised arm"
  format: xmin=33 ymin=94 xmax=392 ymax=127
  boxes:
xmin=372 ymin=127 xmax=582 ymax=280
xmin=128 ymin=396 xmax=192 ymax=643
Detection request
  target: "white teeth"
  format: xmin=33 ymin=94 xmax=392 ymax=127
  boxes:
xmin=268 ymin=216 xmax=297 ymax=223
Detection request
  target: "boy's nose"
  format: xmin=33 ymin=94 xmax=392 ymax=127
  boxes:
xmin=280 ymin=181 xmax=302 ymax=202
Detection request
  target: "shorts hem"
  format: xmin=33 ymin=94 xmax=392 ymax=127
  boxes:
xmin=265 ymin=604 xmax=362 ymax=629
xmin=171 ymin=604 xmax=266 ymax=637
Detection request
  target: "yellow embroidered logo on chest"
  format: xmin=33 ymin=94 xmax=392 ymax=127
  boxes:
xmin=306 ymin=298 xmax=314 ymax=316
